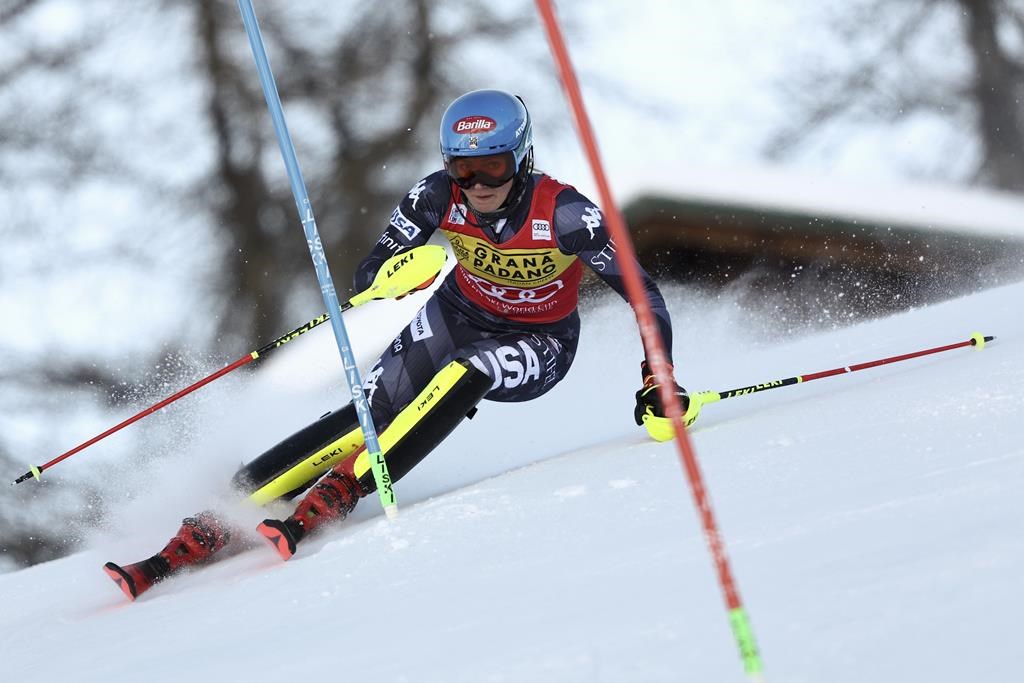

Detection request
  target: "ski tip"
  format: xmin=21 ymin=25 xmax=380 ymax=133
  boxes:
xmin=384 ymin=504 xmax=399 ymax=521
xmin=103 ymin=562 xmax=138 ymax=602
xmin=257 ymin=520 xmax=297 ymax=561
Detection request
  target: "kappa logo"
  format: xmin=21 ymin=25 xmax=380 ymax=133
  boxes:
xmin=581 ymin=206 xmax=602 ymax=239
xmin=389 ymin=207 xmax=421 ymax=241
xmin=447 ymin=203 xmax=467 ymax=226
xmin=531 ymin=219 xmax=551 ymax=241
xmin=406 ymin=179 xmax=427 ymax=210
xmin=410 ymin=307 xmax=433 ymax=341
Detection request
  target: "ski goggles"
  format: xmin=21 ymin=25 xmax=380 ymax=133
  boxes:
xmin=446 ymin=152 xmax=517 ymax=189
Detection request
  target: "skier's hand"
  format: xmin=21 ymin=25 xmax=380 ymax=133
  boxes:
xmin=633 ymin=360 xmax=689 ymax=425
xmin=395 ymin=273 xmax=438 ymax=300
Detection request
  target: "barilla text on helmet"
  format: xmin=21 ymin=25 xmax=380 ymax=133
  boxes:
xmin=453 ymin=116 xmax=497 ymax=133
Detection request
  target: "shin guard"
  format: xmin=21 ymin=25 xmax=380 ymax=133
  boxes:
xmin=344 ymin=358 xmax=492 ymax=494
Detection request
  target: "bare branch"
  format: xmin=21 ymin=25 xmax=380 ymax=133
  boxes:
xmin=0 ymin=0 xmax=39 ymax=26
xmin=764 ymin=0 xmax=936 ymax=159
xmin=763 ymin=0 xmax=1024 ymax=192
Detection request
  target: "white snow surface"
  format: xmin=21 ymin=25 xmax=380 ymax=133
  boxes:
xmin=2 ymin=280 xmax=1022 ymax=682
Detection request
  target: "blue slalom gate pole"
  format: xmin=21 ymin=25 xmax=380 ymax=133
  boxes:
xmin=237 ymin=0 xmax=397 ymax=518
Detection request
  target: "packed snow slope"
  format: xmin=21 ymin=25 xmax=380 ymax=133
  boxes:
xmin=2 ymin=279 xmax=1022 ymax=683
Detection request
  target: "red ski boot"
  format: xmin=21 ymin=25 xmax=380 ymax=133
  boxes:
xmin=258 ymin=469 xmax=361 ymax=561
xmin=103 ymin=556 xmax=169 ymax=602
xmin=104 ymin=511 xmax=231 ymax=601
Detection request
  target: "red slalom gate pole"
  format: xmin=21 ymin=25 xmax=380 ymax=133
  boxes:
xmin=534 ymin=1 xmax=764 ymax=678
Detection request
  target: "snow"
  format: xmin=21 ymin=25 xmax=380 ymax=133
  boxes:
xmin=617 ymin=162 xmax=1024 ymax=242
xmin=2 ymin=279 xmax=1022 ymax=682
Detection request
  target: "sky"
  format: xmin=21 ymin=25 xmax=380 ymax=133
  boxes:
xmin=446 ymin=2 xmax=1009 ymax=224
xmin=521 ymin=1 xmax=814 ymax=200
xmin=8 ymin=1 xmax=996 ymax=199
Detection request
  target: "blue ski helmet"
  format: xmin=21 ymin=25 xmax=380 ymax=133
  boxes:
xmin=439 ymin=89 xmax=533 ymax=173
xmin=439 ymin=90 xmax=535 ymax=222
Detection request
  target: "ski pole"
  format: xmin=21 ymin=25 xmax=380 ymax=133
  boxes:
xmin=237 ymin=0 xmax=399 ymax=519
xmin=11 ymin=246 xmax=447 ymax=485
xmin=642 ymin=332 xmax=995 ymax=441
xmin=535 ymin=1 xmax=764 ymax=678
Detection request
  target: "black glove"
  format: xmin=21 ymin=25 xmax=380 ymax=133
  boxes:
xmin=634 ymin=360 xmax=689 ymax=425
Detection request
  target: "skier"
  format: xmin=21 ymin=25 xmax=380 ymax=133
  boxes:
xmin=103 ymin=89 xmax=689 ymax=600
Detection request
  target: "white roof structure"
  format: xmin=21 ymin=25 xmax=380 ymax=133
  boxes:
xmin=618 ymin=164 xmax=1024 ymax=242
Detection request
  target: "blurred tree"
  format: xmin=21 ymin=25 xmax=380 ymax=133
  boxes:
xmin=0 ymin=0 xmax=544 ymax=569
xmin=187 ymin=0 xmax=534 ymax=346
xmin=766 ymin=0 xmax=1024 ymax=192
xmin=0 ymin=0 xmax=124 ymax=569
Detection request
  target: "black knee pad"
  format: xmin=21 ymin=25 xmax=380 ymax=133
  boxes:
xmin=232 ymin=403 xmax=359 ymax=497
xmin=353 ymin=358 xmax=492 ymax=493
